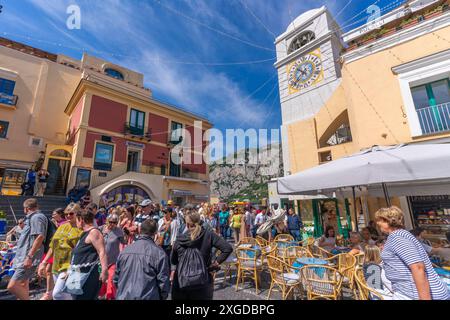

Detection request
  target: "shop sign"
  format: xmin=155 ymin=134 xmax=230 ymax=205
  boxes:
xmin=126 ymin=141 xmax=145 ymax=149
xmin=411 ymin=195 xmax=450 ymax=201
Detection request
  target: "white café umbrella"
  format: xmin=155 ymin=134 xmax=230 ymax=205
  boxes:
xmin=277 ymin=144 xmax=450 ymax=204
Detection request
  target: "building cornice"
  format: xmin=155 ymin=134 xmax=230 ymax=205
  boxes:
xmin=342 ymin=11 xmax=450 ymax=64
xmin=392 ymin=48 xmax=450 ymax=74
xmin=274 ymin=31 xmax=333 ymax=68
xmin=163 ymin=176 xmax=209 ymax=185
xmin=64 ymin=79 xmax=213 ymax=127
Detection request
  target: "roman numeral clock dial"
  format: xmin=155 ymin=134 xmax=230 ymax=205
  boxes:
xmin=287 ymin=50 xmax=324 ymax=94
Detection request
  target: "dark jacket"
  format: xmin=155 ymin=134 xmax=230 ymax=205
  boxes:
xmin=114 ymin=235 xmax=170 ymax=300
xmin=171 ymin=226 xmax=232 ymax=277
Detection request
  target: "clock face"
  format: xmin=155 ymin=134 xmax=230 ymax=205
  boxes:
xmin=288 ymin=52 xmax=323 ymax=92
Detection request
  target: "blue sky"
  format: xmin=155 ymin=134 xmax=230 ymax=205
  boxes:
xmin=0 ymin=0 xmax=405 ymax=145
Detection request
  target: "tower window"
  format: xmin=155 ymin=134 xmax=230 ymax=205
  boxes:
xmin=105 ymin=68 xmax=124 ymax=81
xmin=288 ymin=31 xmax=316 ymax=54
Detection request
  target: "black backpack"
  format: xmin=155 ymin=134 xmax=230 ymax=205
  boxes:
xmin=177 ymin=246 xmax=208 ymax=289
xmin=42 ymin=215 xmax=57 ymax=253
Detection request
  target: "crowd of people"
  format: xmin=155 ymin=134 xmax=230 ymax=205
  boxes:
xmin=20 ymin=167 xmax=50 ymax=197
xmin=6 ymin=198 xmax=238 ymax=300
xmin=4 ymin=197 xmax=450 ymax=300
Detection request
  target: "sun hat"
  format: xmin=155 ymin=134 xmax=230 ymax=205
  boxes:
xmin=140 ymin=199 xmax=152 ymax=207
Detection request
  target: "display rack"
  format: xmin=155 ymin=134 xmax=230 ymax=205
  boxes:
xmin=409 ymin=196 xmax=450 ymax=241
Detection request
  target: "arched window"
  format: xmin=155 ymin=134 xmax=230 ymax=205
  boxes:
xmin=288 ymin=31 xmax=316 ymax=54
xmin=50 ymin=149 xmax=71 ymax=158
xmin=318 ymin=110 xmax=353 ymax=148
xmin=105 ymin=68 xmax=124 ymax=80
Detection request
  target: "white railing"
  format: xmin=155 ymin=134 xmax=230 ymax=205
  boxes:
xmin=416 ymin=102 xmax=450 ymax=135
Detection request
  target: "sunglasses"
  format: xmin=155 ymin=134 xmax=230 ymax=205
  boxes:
xmin=67 ymin=212 xmax=75 ymax=216
xmin=109 ymin=221 xmax=118 ymax=224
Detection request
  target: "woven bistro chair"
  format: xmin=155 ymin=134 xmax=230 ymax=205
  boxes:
xmin=235 ymin=247 xmax=263 ymax=294
xmin=274 ymin=234 xmax=294 ymax=242
xmin=266 ymin=255 xmax=302 ymax=300
xmin=353 ymin=266 xmax=384 ymax=300
xmin=308 ymin=245 xmax=334 ymax=259
xmin=283 ymin=246 xmax=312 ymax=265
xmin=217 ymin=250 xmax=238 ymax=284
xmin=354 ymin=253 xmax=365 ymax=267
xmin=300 ymin=265 xmax=344 ymax=300
xmin=238 ymin=237 xmax=259 ymax=247
xmin=255 ymin=236 xmax=270 ymax=248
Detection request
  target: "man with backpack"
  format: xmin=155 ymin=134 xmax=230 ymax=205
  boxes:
xmin=8 ymin=198 xmax=52 ymax=300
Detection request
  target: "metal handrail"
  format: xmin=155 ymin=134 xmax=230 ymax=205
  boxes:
xmin=416 ymin=102 xmax=450 ymax=135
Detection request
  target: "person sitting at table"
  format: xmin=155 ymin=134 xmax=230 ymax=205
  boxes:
xmin=318 ymin=226 xmax=336 ymax=252
xmin=362 ymin=245 xmax=394 ymax=300
xmin=361 ymin=227 xmax=376 ymax=248
xmin=367 ymin=220 xmax=380 ymax=239
xmin=411 ymin=227 xmax=450 ymax=263
xmin=348 ymin=232 xmax=364 ymax=256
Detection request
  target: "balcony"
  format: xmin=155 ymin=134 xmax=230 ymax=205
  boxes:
xmin=124 ymin=123 xmax=151 ymax=142
xmin=416 ymin=102 xmax=450 ymax=135
xmin=0 ymin=93 xmax=18 ymax=107
xmin=168 ymin=135 xmax=183 ymax=145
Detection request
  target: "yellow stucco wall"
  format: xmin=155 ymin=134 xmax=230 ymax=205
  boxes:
xmin=0 ymin=46 xmax=80 ymax=166
xmin=287 ymin=25 xmax=450 ymax=173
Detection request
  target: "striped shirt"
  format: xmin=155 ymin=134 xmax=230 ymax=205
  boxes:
xmin=381 ymin=229 xmax=449 ymax=300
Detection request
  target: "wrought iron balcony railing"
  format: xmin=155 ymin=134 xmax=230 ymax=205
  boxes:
xmin=416 ymin=102 xmax=450 ymax=135
xmin=124 ymin=123 xmax=152 ymax=141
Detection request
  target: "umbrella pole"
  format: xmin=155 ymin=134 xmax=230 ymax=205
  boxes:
xmin=352 ymin=187 xmax=358 ymax=232
xmin=382 ymin=183 xmax=391 ymax=207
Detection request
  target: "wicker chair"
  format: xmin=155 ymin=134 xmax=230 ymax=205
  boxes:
xmin=337 ymin=253 xmax=357 ymax=292
xmin=353 ymin=266 xmax=384 ymax=300
xmin=237 ymin=237 xmax=259 ymax=247
xmin=308 ymin=245 xmax=334 ymax=259
xmin=255 ymin=236 xmax=270 ymax=248
xmin=274 ymin=234 xmax=294 ymax=242
xmin=300 ymin=265 xmax=344 ymax=300
xmin=354 ymin=253 xmax=365 ymax=267
xmin=283 ymin=246 xmax=312 ymax=264
xmin=218 ymin=250 xmax=238 ymax=284
xmin=266 ymin=255 xmax=302 ymax=300
xmin=235 ymin=247 xmax=263 ymax=294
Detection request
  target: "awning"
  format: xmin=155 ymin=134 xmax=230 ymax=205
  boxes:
xmin=171 ymin=190 xmax=193 ymax=197
xmin=0 ymin=159 xmax=33 ymax=170
xmin=277 ymin=144 xmax=450 ymax=198
xmin=194 ymin=195 xmax=210 ymax=200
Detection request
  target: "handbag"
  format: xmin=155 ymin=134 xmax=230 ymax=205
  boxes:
xmin=63 ymin=261 xmax=99 ymax=295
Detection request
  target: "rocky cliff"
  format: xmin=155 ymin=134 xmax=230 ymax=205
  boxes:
xmin=209 ymin=144 xmax=283 ymax=202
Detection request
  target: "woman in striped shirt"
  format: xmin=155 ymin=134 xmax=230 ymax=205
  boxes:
xmin=375 ymin=206 xmax=449 ymax=300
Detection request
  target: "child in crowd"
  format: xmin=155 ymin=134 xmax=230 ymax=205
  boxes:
xmin=362 ymin=245 xmax=394 ymax=300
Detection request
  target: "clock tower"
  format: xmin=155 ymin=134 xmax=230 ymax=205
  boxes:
xmin=275 ymin=6 xmax=344 ymax=175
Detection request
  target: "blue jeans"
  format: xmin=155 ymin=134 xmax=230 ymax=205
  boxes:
xmin=289 ymin=229 xmax=302 ymax=242
xmin=220 ymin=225 xmax=229 ymax=239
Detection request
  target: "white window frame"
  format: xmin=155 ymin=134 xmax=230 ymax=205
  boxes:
xmin=393 ymin=49 xmax=450 ymax=137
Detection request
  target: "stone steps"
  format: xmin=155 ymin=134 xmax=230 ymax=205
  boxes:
xmin=0 ymin=195 xmax=68 ymax=232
